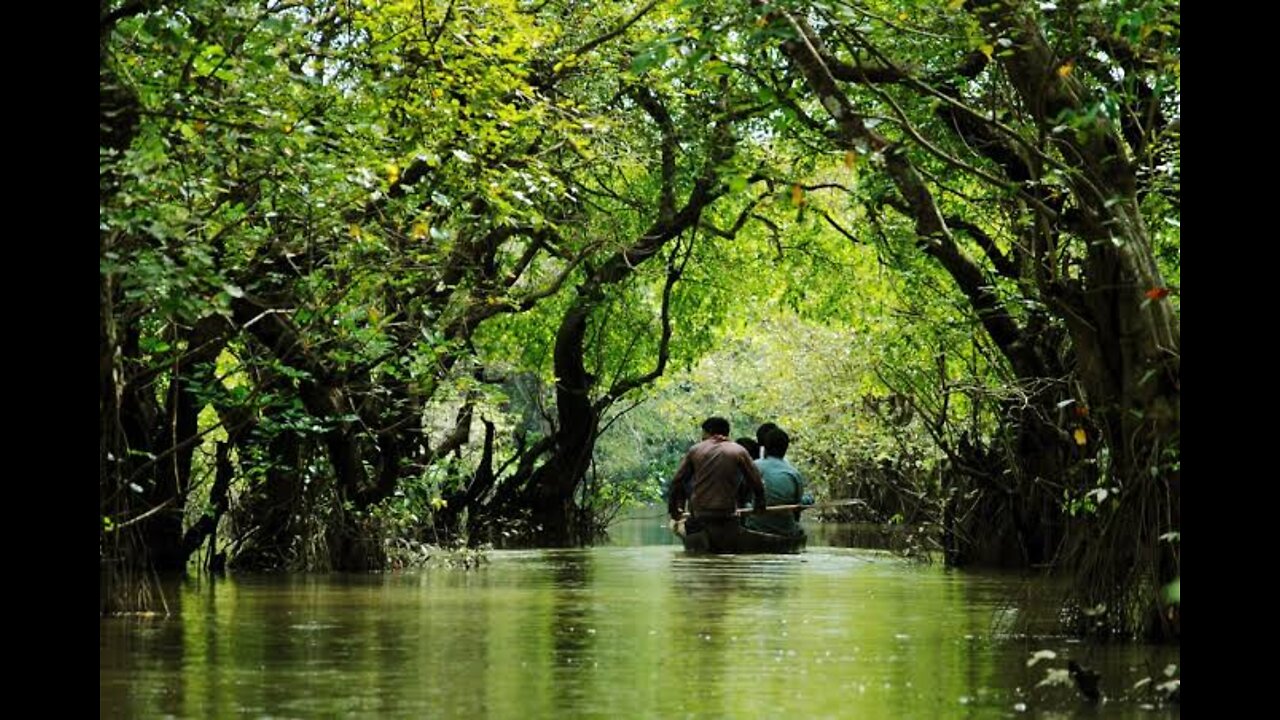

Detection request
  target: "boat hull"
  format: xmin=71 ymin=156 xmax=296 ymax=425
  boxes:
xmin=677 ymin=522 xmax=806 ymax=554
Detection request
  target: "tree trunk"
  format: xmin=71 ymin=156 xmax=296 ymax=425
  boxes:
xmin=525 ymin=304 xmax=600 ymax=546
xmin=137 ymin=317 xmax=227 ymax=572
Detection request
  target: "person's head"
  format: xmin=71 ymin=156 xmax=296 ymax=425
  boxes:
xmin=756 ymin=422 xmax=779 ymax=446
xmin=762 ymin=427 xmax=790 ymax=459
xmin=701 ymin=416 xmax=731 ymax=437
xmin=735 ymin=437 xmax=760 ymax=458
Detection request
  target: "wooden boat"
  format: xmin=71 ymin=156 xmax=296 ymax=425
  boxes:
xmin=678 ymin=523 xmax=807 ymax=554
xmin=672 ymin=504 xmax=809 ymax=554
xmin=669 ymin=501 xmax=864 ymax=554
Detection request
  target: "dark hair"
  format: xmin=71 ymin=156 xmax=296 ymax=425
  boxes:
xmin=735 ymin=437 xmax=760 ymax=458
xmin=762 ymin=427 xmax=790 ymax=458
xmin=702 ymin=416 xmax=731 ymax=436
xmin=756 ymin=422 xmax=779 ymax=446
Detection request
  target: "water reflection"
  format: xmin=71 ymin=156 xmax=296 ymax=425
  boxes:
xmin=101 ymin=541 xmax=1179 ymax=718
xmin=550 ymin=552 xmax=595 ymax=714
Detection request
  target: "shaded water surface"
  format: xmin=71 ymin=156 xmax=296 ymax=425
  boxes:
xmin=101 ymin=518 xmax=1179 ymax=718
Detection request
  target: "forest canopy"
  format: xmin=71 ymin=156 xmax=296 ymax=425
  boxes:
xmin=101 ymin=0 xmax=1178 ymax=639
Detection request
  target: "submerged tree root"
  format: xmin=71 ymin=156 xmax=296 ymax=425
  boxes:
xmin=385 ymin=538 xmax=490 ymax=570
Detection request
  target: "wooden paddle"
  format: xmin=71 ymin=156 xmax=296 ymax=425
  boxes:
xmin=731 ymin=497 xmax=868 ymax=515
xmin=678 ymin=498 xmax=868 ymax=519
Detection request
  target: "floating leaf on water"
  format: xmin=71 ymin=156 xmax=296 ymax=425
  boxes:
xmin=1027 ymin=649 xmax=1057 ymax=667
xmin=1037 ymin=668 xmax=1072 ymax=688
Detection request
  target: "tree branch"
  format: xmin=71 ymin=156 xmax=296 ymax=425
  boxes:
xmin=630 ymin=85 xmax=677 ymax=222
xmin=545 ymin=0 xmax=660 ymax=85
xmin=946 ymin=216 xmax=1017 ymax=280
xmin=600 ymin=235 xmax=693 ymax=404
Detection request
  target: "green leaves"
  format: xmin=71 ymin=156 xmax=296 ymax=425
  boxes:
xmin=630 ymin=40 xmax=671 ymax=74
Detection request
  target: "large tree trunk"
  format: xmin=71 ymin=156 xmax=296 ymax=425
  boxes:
xmin=970 ymin=0 xmax=1180 ymax=637
xmin=525 ymin=304 xmax=600 ymax=546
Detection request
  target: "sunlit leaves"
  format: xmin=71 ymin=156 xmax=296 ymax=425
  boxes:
xmin=790 ymin=183 xmax=805 ymax=206
xmin=630 ymin=40 xmax=671 ymax=74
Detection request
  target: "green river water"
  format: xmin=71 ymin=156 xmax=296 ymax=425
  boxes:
xmin=100 ymin=514 xmax=1180 ymax=718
